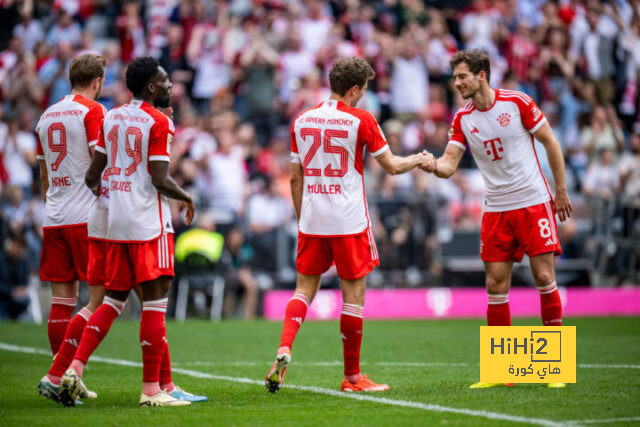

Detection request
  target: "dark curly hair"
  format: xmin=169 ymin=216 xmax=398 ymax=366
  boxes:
xmin=125 ymin=57 xmax=160 ymax=97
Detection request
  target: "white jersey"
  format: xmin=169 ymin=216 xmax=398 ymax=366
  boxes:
xmin=96 ymin=100 xmax=174 ymax=242
xmin=87 ymin=173 xmax=109 ymax=239
xmin=290 ymin=99 xmax=389 ymax=236
xmin=35 ymin=94 xmax=105 ymax=228
xmin=448 ymin=89 xmax=552 ymax=212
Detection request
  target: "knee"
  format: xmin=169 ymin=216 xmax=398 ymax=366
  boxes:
xmin=533 ymin=270 xmax=554 ymax=287
xmin=486 ymin=277 xmax=508 ymax=295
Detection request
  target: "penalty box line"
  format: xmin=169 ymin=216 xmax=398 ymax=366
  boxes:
xmin=1 ymin=341 xmax=572 ymax=427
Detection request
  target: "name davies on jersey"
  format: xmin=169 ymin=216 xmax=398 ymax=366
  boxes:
xmin=307 ymin=183 xmax=342 ymax=195
xmin=111 ymin=180 xmax=132 ymax=192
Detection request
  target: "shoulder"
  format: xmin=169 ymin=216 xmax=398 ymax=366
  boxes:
xmin=142 ymin=104 xmax=175 ymax=132
xmin=336 ymin=104 xmax=375 ymax=126
xmin=293 ymin=102 xmax=324 ymax=126
xmin=453 ymin=100 xmax=475 ymax=122
xmin=497 ymin=89 xmax=534 ymax=107
xmin=72 ymin=95 xmax=104 ymax=112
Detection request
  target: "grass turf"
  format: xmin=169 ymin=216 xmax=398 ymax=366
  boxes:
xmin=0 ymin=317 xmax=638 ymax=426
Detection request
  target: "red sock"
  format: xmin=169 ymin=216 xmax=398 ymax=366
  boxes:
xmin=70 ymin=297 xmax=124 ymax=377
xmin=279 ymin=293 xmax=309 ymax=351
xmin=141 ymin=298 xmax=168 ymax=396
xmin=341 ymin=303 xmax=363 ymax=380
xmin=160 ymin=338 xmax=174 ymax=392
xmin=538 ymin=281 xmax=562 ymax=326
xmin=487 ymin=294 xmax=511 ymax=326
xmin=47 ymin=307 xmax=92 ymax=381
xmin=48 ymin=297 xmax=77 ymax=355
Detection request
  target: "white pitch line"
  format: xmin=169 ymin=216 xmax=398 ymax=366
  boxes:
xmin=0 ymin=342 xmax=568 ymax=427
xmin=565 ymin=416 xmax=640 ymax=425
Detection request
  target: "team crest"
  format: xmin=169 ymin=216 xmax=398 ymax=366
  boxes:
xmin=497 ymin=113 xmax=511 ymax=127
xmin=448 ymin=127 xmax=454 ymax=138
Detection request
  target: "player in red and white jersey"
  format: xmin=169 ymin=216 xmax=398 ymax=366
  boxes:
xmin=34 ymin=53 xmax=107 ymax=404
xmin=422 ymin=50 xmax=572 ymax=388
xmin=265 ymin=57 xmax=433 ymax=393
xmin=60 ymin=57 xmax=196 ymax=408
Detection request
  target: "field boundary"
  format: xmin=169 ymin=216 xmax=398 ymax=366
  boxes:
xmin=0 ymin=341 xmax=574 ymax=427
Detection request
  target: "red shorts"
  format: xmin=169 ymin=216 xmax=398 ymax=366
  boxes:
xmin=296 ymin=229 xmax=379 ymax=280
xmin=105 ymin=233 xmax=175 ymax=291
xmin=481 ymin=201 xmax=562 ymax=263
xmin=40 ymin=224 xmax=89 ymax=282
xmin=87 ymin=239 xmax=107 ymax=286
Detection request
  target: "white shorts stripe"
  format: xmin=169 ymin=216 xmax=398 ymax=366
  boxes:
xmin=544 ymin=202 xmax=557 ymax=243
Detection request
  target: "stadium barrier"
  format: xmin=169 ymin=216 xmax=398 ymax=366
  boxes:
xmin=263 ymin=287 xmax=640 ymax=320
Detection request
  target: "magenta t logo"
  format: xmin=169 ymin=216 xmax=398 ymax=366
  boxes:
xmin=483 ymin=138 xmax=504 ymax=161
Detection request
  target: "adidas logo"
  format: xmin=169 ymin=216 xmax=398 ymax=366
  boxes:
xmin=87 ymin=325 xmax=100 ymax=333
xmin=471 ymin=127 xmax=479 ymax=133
xmin=140 ymin=340 xmax=152 ymax=346
xmin=291 ymin=317 xmax=303 ymax=325
xmin=65 ymin=338 xmax=78 ymax=347
xmin=545 ymin=239 xmax=555 ymax=246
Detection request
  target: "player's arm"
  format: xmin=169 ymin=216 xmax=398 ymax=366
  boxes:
xmin=430 ymin=144 xmax=465 ymax=178
xmin=85 ymin=151 xmax=107 ymax=196
xmin=290 ymin=162 xmax=303 ymax=221
xmin=38 ymin=159 xmax=48 ymax=202
xmin=533 ymin=121 xmax=573 ymax=222
xmin=149 ymin=161 xmax=195 ymax=225
xmin=374 ymin=149 xmax=431 ymax=175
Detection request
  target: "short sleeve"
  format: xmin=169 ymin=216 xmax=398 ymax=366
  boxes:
xmin=84 ymin=104 xmax=106 ymax=147
xmin=290 ymin=122 xmax=300 ymax=164
xmin=149 ymin=116 xmax=174 ymax=162
xmin=35 ymin=132 xmax=44 ymax=160
xmin=447 ymin=111 xmax=467 ymax=151
xmin=517 ymin=93 xmax=546 ymax=133
xmin=95 ymin=126 xmax=106 ymax=154
xmin=359 ymin=113 xmax=388 ymax=157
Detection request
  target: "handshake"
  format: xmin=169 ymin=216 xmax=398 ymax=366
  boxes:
xmin=415 ymin=150 xmax=436 ymax=173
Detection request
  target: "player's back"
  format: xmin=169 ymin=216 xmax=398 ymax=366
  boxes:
xmin=99 ymin=100 xmax=173 ymax=242
xmin=35 ymin=94 xmax=105 ymax=227
xmin=291 ymin=100 xmax=388 ymax=236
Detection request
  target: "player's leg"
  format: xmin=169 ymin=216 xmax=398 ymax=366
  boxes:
xmin=469 ymin=261 xmax=515 ymax=389
xmin=138 ymin=277 xmax=189 ymax=406
xmin=530 ymin=252 xmax=562 ymax=326
xmin=485 ymin=261 xmax=514 ymax=326
xmin=265 ymin=272 xmax=321 ymax=393
xmin=48 ymin=282 xmax=79 ymax=355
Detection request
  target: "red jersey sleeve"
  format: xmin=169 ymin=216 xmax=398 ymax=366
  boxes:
xmin=84 ymin=104 xmax=106 ymax=147
xmin=359 ymin=112 xmax=388 ymax=157
xmin=448 ymin=110 xmax=467 ymax=150
xmin=516 ymin=93 xmax=546 ymax=133
xmin=95 ymin=125 xmax=107 ymax=155
xmin=290 ymin=121 xmax=301 ymax=164
xmin=149 ymin=116 xmax=174 ymax=162
xmin=35 ymin=132 xmax=44 ymax=160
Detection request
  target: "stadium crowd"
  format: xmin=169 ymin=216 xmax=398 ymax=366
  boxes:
xmin=1 ymin=0 xmax=639 ymax=319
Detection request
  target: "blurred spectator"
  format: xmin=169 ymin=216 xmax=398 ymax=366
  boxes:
xmin=0 ymin=226 xmax=30 ymax=320
xmin=38 ymin=41 xmax=74 ymax=106
xmin=0 ymin=114 xmax=36 ymax=192
xmin=13 ymin=9 xmax=45 ymax=52
xmin=278 ymin=31 xmax=315 ymax=103
xmin=221 ymin=227 xmax=258 ymax=319
xmin=583 ymin=148 xmax=620 ymax=201
xmin=116 ymin=1 xmax=146 ymax=62
xmin=580 ymin=105 xmax=624 ymax=158
xmin=390 ymin=36 xmax=428 ymax=120
xmin=46 ymin=10 xmax=81 ymax=47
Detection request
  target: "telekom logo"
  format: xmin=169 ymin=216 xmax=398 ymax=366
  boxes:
xmin=483 ymin=138 xmax=504 ymax=161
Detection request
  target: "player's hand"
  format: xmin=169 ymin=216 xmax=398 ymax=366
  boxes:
xmin=554 ymin=189 xmax=572 ymax=222
xmin=418 ymin=151 xmax=436 ymax=173
xmin=90 ymin=184 xmax=100 ymax=197
xmin=179 ymin=199 xmax=195 ymax=225
xmin=160 ymin=107 xmax=174 ymax=120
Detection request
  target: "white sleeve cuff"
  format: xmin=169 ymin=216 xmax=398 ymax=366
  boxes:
xmin=95 ymin=145 xmax=107 ymax=154
xmin=528 ymin=117 xmax=547 ymax=134
xmin=290 ymin=152 xmax=301 ymax=163
xmin=88 ymin=140 xmax=97 ymax=147
xmin=370 ymin=145 xmax=389 ymax=157
xmin=448 ymin=140 xmax=466 ymax=151
xmin=36 ymin=154 xmax=45 ymax=160
xmin=149 ymin=155 xmax=170 ymax=162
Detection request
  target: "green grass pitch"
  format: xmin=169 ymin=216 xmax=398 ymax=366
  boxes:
xmin=0 ymin=317 xmax=638 ymax=426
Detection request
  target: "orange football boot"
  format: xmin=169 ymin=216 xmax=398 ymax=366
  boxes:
xmin=341 ymin=375 xmax=390 ymax=392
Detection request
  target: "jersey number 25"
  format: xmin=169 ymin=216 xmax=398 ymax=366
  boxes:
xmin=300 ymin=127 xmax=349 ymax=178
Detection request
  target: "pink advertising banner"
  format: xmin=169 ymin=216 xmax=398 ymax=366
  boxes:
xmin=263 ymin=287 xmax=640 ymax=320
